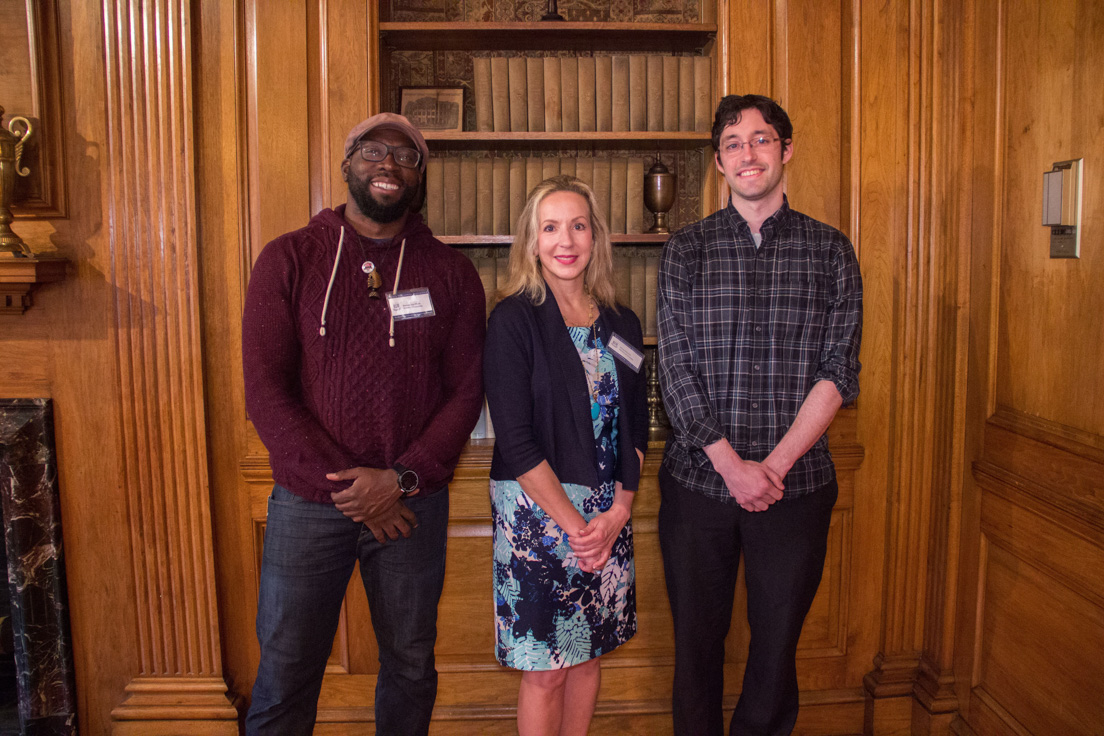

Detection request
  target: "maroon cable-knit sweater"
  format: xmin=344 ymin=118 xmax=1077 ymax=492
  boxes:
xmin=242 ymin=205 xmax=486 ymax=503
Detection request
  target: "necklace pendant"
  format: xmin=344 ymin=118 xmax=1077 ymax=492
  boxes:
xmin=361 ymin=260 xmax=375 ymax=274
xmin=366 ymin=269 xmax=383 ymax=299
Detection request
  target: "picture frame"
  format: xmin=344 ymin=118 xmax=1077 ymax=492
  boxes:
xmin=399 ymin=87 xmax=465 ymax=132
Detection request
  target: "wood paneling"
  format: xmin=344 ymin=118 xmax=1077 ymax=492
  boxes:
xmin=953 ymin=0 xmax=1104 ymax=734
xmin=994 ymin=0 xmax=1104 ymax=438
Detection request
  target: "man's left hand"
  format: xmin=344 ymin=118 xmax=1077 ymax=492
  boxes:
xmin=327 ymin=466 xmax=410 ymax=522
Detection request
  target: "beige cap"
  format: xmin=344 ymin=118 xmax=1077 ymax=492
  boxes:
xmin=343 ymin=112 xmax=429 ymax=172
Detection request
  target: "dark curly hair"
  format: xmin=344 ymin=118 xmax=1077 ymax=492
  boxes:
xmin=710 ymin=94 xmax=793 ymax=155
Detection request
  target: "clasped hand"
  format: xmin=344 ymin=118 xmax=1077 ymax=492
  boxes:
xmin=723 ymin=459 xmax=785 ymax=512
xmin=327 ymin=466 xmax=419 ymax=543
xmin=568 ymin=504 xmax=630 ymax=573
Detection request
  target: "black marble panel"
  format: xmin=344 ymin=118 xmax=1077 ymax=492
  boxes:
xmin=0 ymin=399 xmax=77 ymax=735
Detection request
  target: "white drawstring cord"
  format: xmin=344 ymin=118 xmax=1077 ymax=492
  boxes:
xmin=319 ymin=227 xmax=345 ymax=336
xmin=389 ymin=238 xmax=407 ymax=348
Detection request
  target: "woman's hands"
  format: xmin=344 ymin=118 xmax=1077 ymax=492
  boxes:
xmin=569 ymin=500 xmax=630 ymax=572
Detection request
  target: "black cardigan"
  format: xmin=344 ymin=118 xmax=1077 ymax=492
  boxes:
xmin=484 ymin=290 xmax=649 ymax=491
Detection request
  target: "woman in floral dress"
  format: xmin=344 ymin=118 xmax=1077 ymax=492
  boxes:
xmin=484 ymin=175 xmax=649 ymax=735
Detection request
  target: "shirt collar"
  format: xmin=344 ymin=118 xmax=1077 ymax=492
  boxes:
xmin=723 ymin=194 xmax=792 ymax=243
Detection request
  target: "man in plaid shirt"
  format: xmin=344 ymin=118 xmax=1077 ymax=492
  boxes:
xmin=657 ymin=94 xmax=862 ymax=736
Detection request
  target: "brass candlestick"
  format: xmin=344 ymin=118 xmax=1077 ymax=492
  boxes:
xmin=541 ymin=0 xmax=565 ymax=21
xmin=644 ymin=160 xmax=676 ymax=234
xmin=0 ymin=105 xmax=35 ymax=257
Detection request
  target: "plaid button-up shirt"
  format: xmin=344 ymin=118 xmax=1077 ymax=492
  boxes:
xmin=657 ymin=197 xmax=862 ymax=502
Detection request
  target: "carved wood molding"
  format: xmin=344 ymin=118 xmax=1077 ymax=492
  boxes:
xmin=989 ymin=405 xmax=1104 ymax=463
xmin=99 ymin=0 xmax=235 ymax=727
xmin=869 ymin=0 xmax=971 ymax=710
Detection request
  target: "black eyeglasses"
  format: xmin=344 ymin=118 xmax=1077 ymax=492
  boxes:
xmin=354 ymin=141 xmax=422 ymax=169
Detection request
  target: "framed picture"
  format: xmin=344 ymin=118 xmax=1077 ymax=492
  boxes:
xmin=400 ymin=87 xmax=465 ymax=132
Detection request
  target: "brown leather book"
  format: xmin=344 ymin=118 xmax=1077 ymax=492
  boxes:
xmin=694 ymin=56 xmax=712 ymax=132
xmin=679 ymin=56 xmax=695 ymax=131
xmin=663 ymin=56 xmax=680 ymax=131
xmin=579 ymin=56 xmax=598 ymax=132
xmin=508 ymin=57 xmax=528 ymax=131
xmin=476 ymin=158 xmax=493 ymax=234
xmin=491 ymin=57 xmax=511 ymax=132
xmin=594 ymin=56 xmax=612 ymax=131
xmin=611 ymin=56 xmax=629 ymax=132
xmin=443 ymin=157 xmax=461 ymax=235
xmin=647 ymin=55 xmax=664 ymax=132
xmin=629 ymin=55 xmax=647 ymax=132
xmin=460 ymin=157 xmax=478 ymax=234
xmin=592 ymin=156 xmax=611 ymax=226
xmin=527 ymin=57 xmax=545 ymax=133
xmin=509 ymin=158 xmax=526 ymax=231
xmin=474 ymin=57 xmax=493 ymax=132
xmin=613 ymin=255 xmax=632 ymax=308
xmin=626 ymin=157 xmax=645 ymax=234
xmin=544 ymin=57 xmax=561 ymax=133
xmin=560 ymin=57 xmax=579 ymax=132
xmin=542 ymin=157 xmax=560 ymax=181
xmin=574 ymin=157 xmax=594 ymax=193
xmin=492 ymin=158 xmax=510 ymax=235
xmin=426 ymin=156 xmax=445 ymax=234
xmin=609 ymin=156 xmax=628 ymax=233
xmin=526 ymin=156 xmax=543 ymax=195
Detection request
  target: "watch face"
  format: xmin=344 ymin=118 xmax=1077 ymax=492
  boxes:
xmin=398 ymin=470 xmax=418 ymax=493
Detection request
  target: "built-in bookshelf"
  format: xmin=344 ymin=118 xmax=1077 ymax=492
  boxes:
xmin=373 ymin=2 xmax=716 ymax=440
xmin=374 ymin=2 xmax=720 ymax=245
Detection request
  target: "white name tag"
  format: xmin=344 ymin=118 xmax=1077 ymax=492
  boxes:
xmin=607 ymin=332 xmax=644 ymax=373
xmin=386 ymin=287 xmax=435 ymax=321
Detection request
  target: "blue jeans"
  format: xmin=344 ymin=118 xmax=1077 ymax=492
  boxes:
xmin=245 ymin=485 xmax=449 ymax=736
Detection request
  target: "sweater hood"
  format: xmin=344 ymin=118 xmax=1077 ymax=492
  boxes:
xmin=307 ymin=204 xmax=434 ymax=247
xmin=309 ymin=204 xmax=436 ymax=338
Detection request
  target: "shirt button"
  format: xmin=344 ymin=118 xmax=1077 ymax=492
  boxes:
xmin=751 ymin=402 xmax=759 ymax=409
xmin=754 ymin=364 xmax=760 ymax=371
xmin=755 ymin=326 xmax=762 ymax=333
xmin=751 ymin=441 xmax=758 ymax=447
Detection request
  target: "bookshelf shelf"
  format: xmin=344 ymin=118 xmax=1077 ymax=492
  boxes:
xmin=380 ymin=22 xmax=717 ymax=53
xmin=422 ymin=131 xmax=711 ymax=151
xmin=438 ymin=233 xmax=670 ymax=246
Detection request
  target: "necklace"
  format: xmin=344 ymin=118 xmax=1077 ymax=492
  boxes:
xmin=354 ymin=235 xmax=388 ymax=298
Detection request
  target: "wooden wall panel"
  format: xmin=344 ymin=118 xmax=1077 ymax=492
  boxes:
xmin=954 ymin=0 xmax=1104 ymax=734
xmin=994 ymin=0 xmax=1104 ymax=436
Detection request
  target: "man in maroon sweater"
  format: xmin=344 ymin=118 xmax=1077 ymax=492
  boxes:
xmin=242 ymin=113 xmax=486 ymax=736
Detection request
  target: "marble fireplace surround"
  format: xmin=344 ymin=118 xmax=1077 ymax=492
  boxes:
xmin=0 ymin=399 xmax=77 ymax=734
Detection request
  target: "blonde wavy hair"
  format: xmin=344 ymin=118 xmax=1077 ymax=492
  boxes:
xmin=498 ymin=174 xmax=618 ymax=309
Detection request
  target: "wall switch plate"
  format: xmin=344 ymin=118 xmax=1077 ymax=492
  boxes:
xmin=1043 ymin=158 xmax=1082 ymax=259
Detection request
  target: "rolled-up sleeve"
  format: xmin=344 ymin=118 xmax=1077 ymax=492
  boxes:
xmin=813 ymin=236 xmax=862 ymax=405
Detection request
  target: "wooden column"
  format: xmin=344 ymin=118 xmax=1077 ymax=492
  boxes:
xmin=863 ymin=0 xmax=970 ymax=732
xmin=98 ymin=0 xmax=238 ymax=732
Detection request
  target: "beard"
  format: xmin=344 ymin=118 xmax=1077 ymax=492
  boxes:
xmin=348 ymin=174 xmax=419 ymax=224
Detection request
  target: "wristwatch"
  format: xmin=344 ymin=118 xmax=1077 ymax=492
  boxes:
xmin=392 ymin=462 xmax=420 ymax=496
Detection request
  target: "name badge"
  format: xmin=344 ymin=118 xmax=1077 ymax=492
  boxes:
xmin=386 ymin=287 xmax=435 ymax=321
xmin=607 ymin=332 xmax=644 ymax=373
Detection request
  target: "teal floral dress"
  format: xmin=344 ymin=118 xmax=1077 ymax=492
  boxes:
xmin=490 ymin=325 xmax=637 ymax=670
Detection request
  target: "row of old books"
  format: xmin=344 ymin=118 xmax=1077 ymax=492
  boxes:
xmin=473 ymin=55 xmax=712 ymax=133
xmin=426 ymin=156 xmax=652 ymax=236
xmin=467 ymin=252 xmax=660 ymax=440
